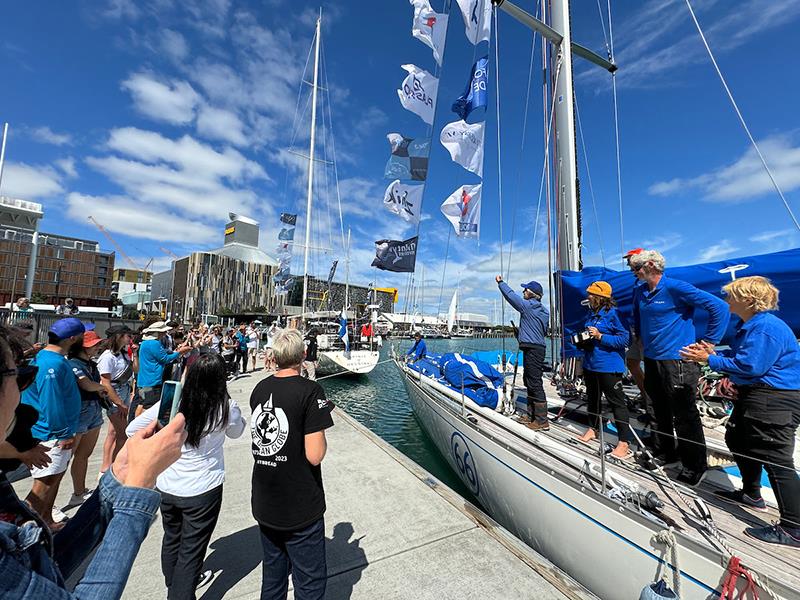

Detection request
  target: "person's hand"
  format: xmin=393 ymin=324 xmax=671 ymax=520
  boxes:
xmin=19 ymin=443 xmax=52 ymax=469
xmin=679 ymin=344 xmax=710 ymax=363
xmin=177 ymin=344 xmax=192 ymax=354
xmin=112 ymin=413 xmax=187 ymax=489
xmin=698 ymin=340 xmax=717 ymax=355
xmin=58 ymin=436 xmax=76 ymax=450
xmin=587 ymin=326 xmax=602 ymax=340
xmin=495 ymin=275 xmax=503 ymax=284
xmin=114 ymin=402 xmax=129 ymax=419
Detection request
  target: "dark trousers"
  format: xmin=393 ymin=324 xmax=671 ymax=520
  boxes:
xmin=128 ymin=385 xmax=162 ymax=424
xmin=522 ymin=344 xmax=547 ymax=423
xmin=160 ymin=485 xmax=224 ymax=600
xmin=237 ymin=349 xmax=248 ymax=373
xmin=726 ymin=386 xmax=800 ymax=529
xmin=259 ymin=517 xmax=326 ymax=600
xmin=643 ymin=358 xmax=707 ymax=472
xmin=584 ymin=370 xmax=633 ymax=443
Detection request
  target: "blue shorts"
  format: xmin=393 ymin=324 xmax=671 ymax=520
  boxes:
xmin=77 ymin=400 xmax=104 ymax=433
xmin=107 ymin=382 xmax=132 ymax=417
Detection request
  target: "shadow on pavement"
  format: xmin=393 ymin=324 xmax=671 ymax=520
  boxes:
xmin=200 ymin=525 xmax=262 ymax=600
xmin=325 ymin=522 xmax=368 ymax=600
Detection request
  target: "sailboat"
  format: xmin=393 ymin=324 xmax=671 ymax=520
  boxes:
xmin=294 ymin=13 xmax=379 ymax=377
xmin=394 ymin=1 xmax=799 ymax=598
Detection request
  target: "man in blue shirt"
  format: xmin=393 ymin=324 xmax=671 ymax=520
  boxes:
xmin=133 ymin=321 xmax=190 ymax=422
xmin=236 ymin=324 xmax=249 ymax=374
xmin=406 ymin=332 xmax=427 ymax=362
xmin=21 ymin=317 xmax=85 ymax=528
xmin=496 ymin=275 xmax=550 ymax=431
xmin=630 ymin=250 xmax=728 ymax=486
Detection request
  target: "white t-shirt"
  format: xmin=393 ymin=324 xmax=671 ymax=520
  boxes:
xmin=126 ymin=398 xmax=245 ymax=496
xmin=97 ymin=349 xmax=132 ymax=383
xmin=247 ymin=329 xmax=259 ymax=349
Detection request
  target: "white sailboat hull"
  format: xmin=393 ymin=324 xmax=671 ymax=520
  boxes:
xmin=400 ymin=363 xmax=790 ymax=600
xmin=318 ymin=349 xmax=380 ymax=376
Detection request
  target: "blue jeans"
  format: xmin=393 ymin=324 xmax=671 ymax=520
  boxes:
xmin=259 ymin=518 xmax=326 ymax=600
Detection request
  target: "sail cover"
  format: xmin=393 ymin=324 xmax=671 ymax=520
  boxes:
xmin=559 ymin=247 xmax=800 ymax=352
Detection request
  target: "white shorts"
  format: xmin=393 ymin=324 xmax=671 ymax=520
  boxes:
xmin=30 ymin=439 xmax=73 ymax=478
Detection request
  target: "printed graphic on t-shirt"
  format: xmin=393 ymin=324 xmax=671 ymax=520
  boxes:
xmin=251 ymin=394 xmax=289 ymax=460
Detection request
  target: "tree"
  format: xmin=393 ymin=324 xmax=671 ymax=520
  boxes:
xmin=30 ymin=292 xmax=48 ymax=304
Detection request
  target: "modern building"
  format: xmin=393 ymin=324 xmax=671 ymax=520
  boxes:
xmin=152 ymin=214 xmax=279 ymax=321
xmin=0 ymin=196 xmax=115 ymax=308
xmin=285 ymin=276 xmax=396 ymax=316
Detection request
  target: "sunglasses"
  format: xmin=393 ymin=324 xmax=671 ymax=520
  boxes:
xmin=0 ymin=361 xmax=39 ymax=392
xmin=631 ymin=265 xmax=643 ymax=272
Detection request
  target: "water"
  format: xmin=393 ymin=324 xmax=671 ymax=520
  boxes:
xmin=320 ymin=336 xmax=522 ymax=505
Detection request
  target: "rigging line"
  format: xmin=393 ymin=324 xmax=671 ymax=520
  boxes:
xmin=494 ymin=8 xmax=505 ymax=277
xmin=606 ymin=0 xmax=626 ymax=266
xmin=505 ymin=0 xmax=541 ymax=280
xmin=436 ymin=227 xmax=452 ymax=317
xmin=573 ymin=93 xmax=606 ymax=266
xmin=319 ymin=44 xmax=334 ymax=254
xmin=683 ymin=0 xmax=800 ymax=233
xmin=594 ymin=0 xmax=610 ymax=56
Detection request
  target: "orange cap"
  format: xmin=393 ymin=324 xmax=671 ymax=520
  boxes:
xmin=623 ymin=248 xmax=643 ymax=258
xmin=82 ymin=330 xmax=105 ymax=348
xmin=586 ymin=281 xmax=613 ymax=299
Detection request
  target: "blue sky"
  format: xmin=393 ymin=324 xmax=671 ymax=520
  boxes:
xmin=2 ymin=0 xmax=800 ymax=319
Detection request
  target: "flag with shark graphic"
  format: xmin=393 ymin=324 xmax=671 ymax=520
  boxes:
xmin=371 ymin=236 xmax=419 ymax=272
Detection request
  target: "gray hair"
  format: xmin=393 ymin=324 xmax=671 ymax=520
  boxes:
xmin=630 ymin=250 xmax=666 ymax=273
xmin=272 ymin=328 xmax=305 ymax=368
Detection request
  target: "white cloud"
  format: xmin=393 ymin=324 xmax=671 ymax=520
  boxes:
xmin=121 ymin=72 xmax=200 ymax=125
xmin=196 ymin=105 xmax=247 ymax=146
xmin=101 ymin=0 xmax=140 ymax=20
xmin=748 ymin=228 xmax=799 ymax=253
xmin=639 ymin=233 xmax=685 ymax=254
xmin=648 ymin=135 xmax=800 ymax=203
xmin=697 ymin=239 xmax=739 ymax=262
xmin=55 ymin=157 xmax=78 ymax=178
xmin=67 ymin=193 xmax=218 ymax=244
xmin=160 ymin=29 xmax=189 ymax=62
xmin=29 ymin=126 xmax=72 ymax=146
xmin=0 ymin=162 xmax=63 ymax=199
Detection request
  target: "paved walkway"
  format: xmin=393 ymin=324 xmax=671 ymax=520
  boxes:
xmin=14 ymin=369 xmax=593 ymax=599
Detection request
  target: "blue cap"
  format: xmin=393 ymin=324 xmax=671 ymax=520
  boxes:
xmin=83 ymin=322 xmax=96 ymax=331
xmin=49 ymin=317 xmax=86 ymax=340
xmin=520 ymin=280 xmax=544 ymax=296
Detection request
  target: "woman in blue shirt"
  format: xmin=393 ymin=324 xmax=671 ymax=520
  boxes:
xmin=577 ymin=282 xmax=632 ymax=459
xmin=681 ymin=276 xmax=800 ymax=549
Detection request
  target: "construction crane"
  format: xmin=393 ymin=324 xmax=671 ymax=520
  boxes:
xmin=160 ymin=246 xmax=180 ymax=260
xmin=87 ymin=216 xmax=142 ymax=270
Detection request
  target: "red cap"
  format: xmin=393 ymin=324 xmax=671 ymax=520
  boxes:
xmin=623 ymin=248 xmax=643 ymax=258
xmin=82 ymin=331 xmax=105 ymax=348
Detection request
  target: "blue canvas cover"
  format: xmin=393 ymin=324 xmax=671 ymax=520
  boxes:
xmin=559 ymin=247 xmax=800 ymax=357
xmin=440 ymin=353 xmax=504 ymax=409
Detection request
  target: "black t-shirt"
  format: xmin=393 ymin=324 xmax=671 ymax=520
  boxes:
xmin=250 ymin=375 xmax=334 ymax=530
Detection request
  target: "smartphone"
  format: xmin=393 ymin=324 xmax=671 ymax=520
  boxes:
xmin=157 ymin=380 xmax=182 ymax=426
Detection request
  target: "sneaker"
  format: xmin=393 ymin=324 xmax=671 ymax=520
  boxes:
xmin=744 ymin=524 xmax=800 ymax=549
xmin=676 ymin=467 xmax=707 ymax=487
xmin=527 ymin=421 xmax=550 ymax=432
xmin=51 ymin=506 xmax=68 ymax=523
xmin=196 ymin=570 xmax=214 ymax=589
xmin=713 ymin=489 xmax=767 ymax=512
xmin=64 ymin=489 xmax=93 ymax=509
xmin=513 ymin=414 xmax=532 ymax=425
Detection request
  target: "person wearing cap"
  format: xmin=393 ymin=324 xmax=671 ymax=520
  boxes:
xmin=577 ymin=282 xmax=633 ymax=458
xmin=20 ymin=317 xmax=85 ymax=529
xmin=496 ymin=275 xmax=550 ymax=430
xmin=630 ymin=250 xmax=729 ymax=486
xmin=406 ymin=331 xmax=427 ymax=363
xmin=623 ymin=248 xmax=654 ymax=425
xmin=65 ymin=330 xmax=109 ymax=509
xmin=55 ymin=297 xmax=80 ymax=316
xmin=134 ymin=322 xmax=191 ymax=422
xmin=97 ymin=324 xmax=136 ymax=478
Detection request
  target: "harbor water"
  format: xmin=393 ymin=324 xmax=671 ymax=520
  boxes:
xmin=321 ymin=336 xmax=550 ymax=505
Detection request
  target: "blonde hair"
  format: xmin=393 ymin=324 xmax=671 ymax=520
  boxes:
xmin=629 ymin=250 xmax=666 ymax=273
xmin=272 ymin=328 xmax=305 ymax=368
xmin=722 ymin=276 xmax=779 ymax=313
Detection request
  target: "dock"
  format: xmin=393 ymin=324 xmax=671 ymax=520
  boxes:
xmin=13 ymin=369 xmax=594 ymax=599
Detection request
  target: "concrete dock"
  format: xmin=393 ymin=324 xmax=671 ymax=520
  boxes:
xmin=13 ymin=370 xmax=593 ymax=599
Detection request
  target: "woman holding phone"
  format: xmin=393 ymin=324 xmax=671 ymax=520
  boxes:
xmin=127 ymin=352 xmax=246 ymax=599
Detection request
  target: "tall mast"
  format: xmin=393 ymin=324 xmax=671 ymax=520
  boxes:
xmin=301 ymin=12 xmax=322 ymax=319
xmin=550 ymin=0 xmax=580 ymax=271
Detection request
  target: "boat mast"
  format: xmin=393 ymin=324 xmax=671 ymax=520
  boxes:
xmin=301 ymin=12 xmax=322 ymax=320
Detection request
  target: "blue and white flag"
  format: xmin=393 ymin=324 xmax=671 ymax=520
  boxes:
xmin=455 ymin=0 xmax=491 ymax=45
xmin=385 ymin=133 xmax=430 ymax=181
xmin=338 ymin=309 xmax=349 ymax=353
xmin=410 ymin=0 xmax=448 ymax=66
xmin=398 ymin=64 xmax=439 ymax=125
xmin=452 ymin=56 xmax=488 ymax=121
xmin=441 ymin=183 xmax=482 ymax=238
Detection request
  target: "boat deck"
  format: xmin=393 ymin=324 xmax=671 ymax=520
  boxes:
xmin=487 ymin=377 xmax=800 ymax=594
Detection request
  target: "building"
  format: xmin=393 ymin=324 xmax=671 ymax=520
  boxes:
xmin=0 ymin=196 xmax=115 ymax=308
xmin=286 ymin=276 xmax=396 ymax=316
xmin=152 ymin=214 xmax=278 ymax=321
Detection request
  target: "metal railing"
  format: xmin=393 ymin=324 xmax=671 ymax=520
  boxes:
xmin=0 ymin=309 xmax=143 ymax=342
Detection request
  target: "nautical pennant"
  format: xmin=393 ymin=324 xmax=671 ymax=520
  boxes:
xmin=452 ymin=56 xmax=488 ymax=121
xmin=371 ymin=237 xmax=419 ymax=273
xmin=397 ymin=64 xmax=439 ymax=125
xmin=383 ymin=179 xmax=424 ymax=224
xmin=409 ymin=0 xmax=449 ymax=66
xmin=441 ymin=183 xmax=482 ymax=238
xmin=440 ymin=120 xmax=485 ymax=177
xmin=455 ymin=0 xmax=491 ymax=45
xmin=274 ymin=213 xmax=297 ymax=295
xmin=338 ymin=308 xmax=350 ymax=353
xmin=384 ymin=133 xmax=430 ymax=181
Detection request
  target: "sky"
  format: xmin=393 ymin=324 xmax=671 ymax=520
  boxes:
xmin=2 ymin=0 xmax=800 ymax=320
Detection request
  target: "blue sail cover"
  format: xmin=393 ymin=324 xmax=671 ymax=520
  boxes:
xmin=559 ymin=247 xmax=800 ymax=357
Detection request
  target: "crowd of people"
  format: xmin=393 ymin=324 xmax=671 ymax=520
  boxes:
xmin=497 ymin=248 xmax=800 ymax=549
xmin=0 ymin=313 xmax=333 ymax=600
